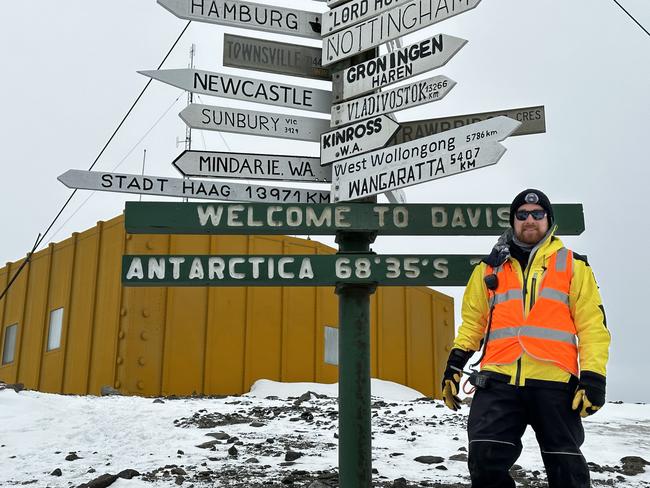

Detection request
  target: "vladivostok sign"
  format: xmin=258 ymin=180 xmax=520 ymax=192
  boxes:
xmin=140 ymin=69 xmax=332 ymax=114
xmin=179 ymin=104 xmax=330 ymax=142
xmin=158 ymin=0 xmax=323 ymax=40
xmin=58 ymin=170 xmax=330 ymax=204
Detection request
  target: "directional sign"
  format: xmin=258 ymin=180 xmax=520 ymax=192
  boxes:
xmin=124 ymin=202 xmax=586 ymax=236
xmin=323 ymin=0 xmax=411 ymax=35
xmin=331 ymin=116 xmax=521 ymax=201
xmin=322 ymin=0 xmax=482 ymax=65
xmin=122 ymin=254 xmax=484 ymax=287
xmin=223 ymin=34 xmax=330 ymax=81
xmin=58 ymin=170 xmax=330 ymax=204
xmin=158 ymin=0 xmax=322 ymax=40
xmin=334 ymin=34 xmax=467 ymax=102
xmin=320 ymin=115 xmax=400 ymax=166
xmin=139 ymin=69 xmax=332 ymax=114
xmin=391 ymin=105 xmax=547 ymax=145
xmin=179 ymin=104 xmax=330 ymax=142
xmin=331 ymin=75 xmax=455 ymax=127
xmin=172 ymin=150 xmax=331 ymax=183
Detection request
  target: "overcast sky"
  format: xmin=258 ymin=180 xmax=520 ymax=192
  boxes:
xmin=1 ymin=1 xmax=649 ymax=402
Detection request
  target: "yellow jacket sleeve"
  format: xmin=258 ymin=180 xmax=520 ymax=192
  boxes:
xmin=570 ymin=259 xmax=611 ymax=376
xmin=453 ymin=264 xmax=489 ymax=353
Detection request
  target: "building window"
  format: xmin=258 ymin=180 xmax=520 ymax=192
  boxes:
xmin=2 ymin=324 xmax=17 ymax=365
xmin=47 ymin=308 xmax=64 ymax=351
xmin=324 ymin=326 xmax=339 ymax=366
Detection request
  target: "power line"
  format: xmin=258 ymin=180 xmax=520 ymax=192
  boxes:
xmin=613 ymin=0 xmax=650 ymax=38
xmin=0 ymin=21 xmax=191 ymax=302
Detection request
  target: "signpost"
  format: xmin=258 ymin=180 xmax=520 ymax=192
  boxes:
xmin=172 ymin=150 xmax=331 ymax=183
xmin=122 ymin=253 xmax=485 ymax=287
xmin=392 ymin=105 xmax=547 ymax=144
xmin=223 ymin=34 xmax=330 ymax=81
xmin=124 ymin=202 xmax=586 ymax=236
xmin=139 ymin=68 xmax=333 ymax=114
xmin=58 ymin=170 xmax=330 ymax=204
xmin=331 ymin=75 xmax=456 ymax=126
xmin=179 ymin=104 xmax=330 ymax=142
xmin=322 ymin=0 xmax=482 ymax=65
xmin=158 ymin=0 xmax=323 ymax=39
xmin=331 ymin=116 xmax=521 ymax=201
xmin=320 ymin=115 xmax=400 ymax=166
xmin=334 ymin=34 xmax=467 ymax=101
xmin=323 ymin=0 xmax=411 ymax=35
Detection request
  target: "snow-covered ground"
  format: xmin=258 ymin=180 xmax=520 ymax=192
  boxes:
xmin=1 ymin=380 xmax=648 ymax=487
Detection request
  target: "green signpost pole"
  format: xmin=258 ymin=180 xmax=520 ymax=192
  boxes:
xmin=336 ymin=230 xmax=376 ymax=488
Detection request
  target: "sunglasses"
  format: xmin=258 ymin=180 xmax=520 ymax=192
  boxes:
xmin=515 ymin=209 xmax=547 ymax=221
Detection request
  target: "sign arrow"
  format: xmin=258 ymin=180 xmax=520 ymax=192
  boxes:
xmin=331 ymin=116 xmax=522 ymax=202
xmin=323 ymin=0 xmax=482 ymax=65
xmin=157 ymin=0 xmax=322 ymax=40
xmin=172 ymin=150 xmax=331 ymax=183
xmin=179 ymin=104 xmax=330 ymax=143
xmin=334 ymin=34 xmax=468 ymax=102
xmin=320 ymin=115 xmax=400 ymax=166
xmin=139 ymin=69 xmax=332 ymax=114
xmin=331 ymin=75 xmax=456 ymax=127
xmin=58 ymin=170 xmax=330 ymax=204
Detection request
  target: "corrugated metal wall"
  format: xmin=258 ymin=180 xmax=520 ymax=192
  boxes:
xmin=0 ymin=214 xmax=454 ymax=398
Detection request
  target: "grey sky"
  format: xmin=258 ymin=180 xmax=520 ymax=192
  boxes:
xmin=1 ymin=1 xmax=648 ymax=402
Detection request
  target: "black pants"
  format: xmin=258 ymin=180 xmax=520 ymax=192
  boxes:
xmin=467 ymin=379 xmax=590 ymax=488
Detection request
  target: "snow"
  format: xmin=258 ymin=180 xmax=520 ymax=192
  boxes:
xmin=0 ymin=381 xmax=648 ymax=487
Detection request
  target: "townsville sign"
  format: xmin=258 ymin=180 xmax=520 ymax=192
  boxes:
xmin=122 ymin=253 xmax=484 ymax=287
xmin=58 ymin=170 xmax=330 ymax=204
xmin=172 ymin=150 xmax=331 ymax=183
xmin=179 ymin=104 xmax=330 ymax=142
xmin=334 ymin=34 xmax=467 ymax=101
xmin=140 ymin=68 xmax=332 ymax=114
xmin=322 ymin=0 xmax=482 ymax=65
xmin=124 ymin=202 xmax=586 ymax=236
xmin=158 ymin=0 xmax=322 ymax=39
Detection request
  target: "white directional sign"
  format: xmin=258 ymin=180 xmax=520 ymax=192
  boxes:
xmin=58 ymin=170 xmax=330 ymax=204
xmin=331 ymin=75 xmax=456 ymax=127
xmin=179 ymin=104 xmax=330 ymax=142
xmin=320 ymin=115 xmax=400 ymax=166
xmin=336 ymin=34 xmax=467 ymax=101
xmin=322 ymin=0 xmax=482 ymax=65
xmin=158 ymin=0 xmax=322 ymax=40
xmin=140 ymin=69 xmax=332 ymax=114
xmin=331 ymin=116 xmax=521 ymax=201
xmin=323 ymin=0 xmax=411 ymax=35
xmin=172 ymin=150 xmax=331 ymax=182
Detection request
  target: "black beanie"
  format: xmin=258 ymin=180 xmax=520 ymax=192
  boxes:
xmin=509 ymin=189 xmax=554 ymax=227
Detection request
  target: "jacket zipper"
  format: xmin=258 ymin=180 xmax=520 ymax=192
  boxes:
xmin=517 ymin=262 xmax=528 ymax=386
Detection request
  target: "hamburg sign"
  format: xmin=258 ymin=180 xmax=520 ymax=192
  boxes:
xmin=140 ymin=69 xmax=332 ymax=114
xmin=179 ymin=104 xmax=330 ymax=142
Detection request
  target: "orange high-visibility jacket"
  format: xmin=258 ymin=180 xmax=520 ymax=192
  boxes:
xmin=454 ymin=228 xmax=610 ymax=385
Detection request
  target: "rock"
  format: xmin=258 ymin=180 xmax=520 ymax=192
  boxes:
xmin=449 ymin=453 xmax=468 ymax=462
xmin=389 ymin=452 xmax=404 ymax=457
xmin=177 ymin=450 xmax=184 ymax=455
xmin=285 ymin=450 xmax=303 ymax=462
xmin=246 ymin=457 xmax=259 ymax=463
xmin=100 ymin=386 xmax=121 ymax=396
xmin=171 ymin=467 xmax=187 ymax=475
xmin=50 ymin=468 xmax=62 ymax=476
xmin=206 ymin=432 xmax=230 ymax=440
xmin=620 ymin=456 xmax=649 ymax=476
xmin=435 ymin=465 xmax=448 ymax=470
xmin=117 ymin=469 xmax=140 ymax=479
xmin=175 ymin=476 xmax=184 ymax=485
xmin=228 ymin=445 xmax=238 ymax=456
xmin=250 ymin=421 xmax=265 ymax=427
xmin=66 ymin=452 xmax=81 ymax=461
xmin=414 ymin=456 xmax=444 ymax=464
xmin=458 ymin=446 xmax=467 ymax=452
xmin=392 ymin=477 xmax=408 ymax=487
xmin=308 ymin=481 xmax=330 ymax=488
xmin=152 ymin=398 xmax=164 ymax=404
xmin=196 ymin=440 xmax=220 ymax=449
xmin=76 ymin=473 xmax=118 ymax=488
xmin=384 ymin=429 xmax=396 ymax=434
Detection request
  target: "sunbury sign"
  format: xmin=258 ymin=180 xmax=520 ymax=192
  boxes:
xmin=124 ymin=202 xmax=586 ymax=236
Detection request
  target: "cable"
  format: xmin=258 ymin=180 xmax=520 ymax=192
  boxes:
xmin=0 ymin=20 xmax=192 ymax=301
xmin=613 ymin=0 xmax=650 ymax=38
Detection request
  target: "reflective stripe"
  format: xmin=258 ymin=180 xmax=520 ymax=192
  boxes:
xmin=556 ymin=247 xmax=568 ymax=272
xmin=539 ymin=288 xmax=570 ymax=306
xmin=493 ymin=289 xmax=523 ymax=305
xmin=487 ymin=325 xmax=577 ymax=345
xmin=470 ymin=439 xmax=517 ymax=447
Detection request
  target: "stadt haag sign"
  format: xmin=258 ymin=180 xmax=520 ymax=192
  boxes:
xmin=124 ymin=202 xmax=586 ymax=236
xmin=122 ymin=253 xmax=484 ymax=287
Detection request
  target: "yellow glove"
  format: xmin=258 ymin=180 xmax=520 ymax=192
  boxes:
xmin=442 ymin=372 xmax=462 ymax=411
xmin=572 ymin=372 xmax=606 ymax=418
xmin=571 ymin=389 xmax=601 ymax=418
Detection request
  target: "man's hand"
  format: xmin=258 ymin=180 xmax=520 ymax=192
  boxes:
xmin=441 ymin=348 xmax=473 ymax=411
xmin=572 ymin=371 xmax=606 ymax=418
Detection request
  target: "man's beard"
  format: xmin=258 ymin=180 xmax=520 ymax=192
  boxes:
xmin=516 ymin=226 xmax=544 ymax=245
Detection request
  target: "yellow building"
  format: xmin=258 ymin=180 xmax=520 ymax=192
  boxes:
xmin=0 ymin=214 xmax=454 ymax=398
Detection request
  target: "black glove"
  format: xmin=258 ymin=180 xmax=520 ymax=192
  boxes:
xmin=442 ymin=348 xmax=473 ymax=411
xmin=572 ymin=371 xmax=606 ymax=417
